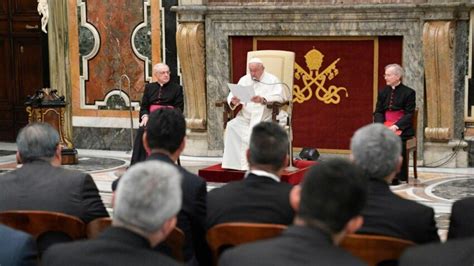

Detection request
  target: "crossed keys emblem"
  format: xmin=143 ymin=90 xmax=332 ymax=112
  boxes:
xmin=293 ymin=48 xmax=348 ymax=104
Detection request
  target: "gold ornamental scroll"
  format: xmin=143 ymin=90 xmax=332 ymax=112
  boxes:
xmin=176 ymin=22 xmax=207 ymax=131
xmin=423 ymin=21 xmax=455 ymax=141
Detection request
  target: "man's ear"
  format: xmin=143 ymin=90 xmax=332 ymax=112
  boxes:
xmin=395 ymin=155 xmax=403 ymax=173
xmin=177 ymin=137 xmax=186 ymax=155
xmin=333 ymin=215 xmax=364 ymax=245
xmin=111 ymin=192 xmax=116 ymax=208
xmin=246 ymin=149 xmax=250 ymax=163
xmin=149 ymin=216 xmax=177 ymax=247
xmin=283 ymin=154 xmax=289 ymax=168
xmin=289 ymin=185 xmax=301 ymax=212
xmin=345 ymin=215 xmax=364 ymax=234
xmin=16 ymin=151 xmax=22 ymax=164
xmin=51 ymin=144 xmax=62 ymax=167
xmin=143 ymin=132 xmax=151 ymax=154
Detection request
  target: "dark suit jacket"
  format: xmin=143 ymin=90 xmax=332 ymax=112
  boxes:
xmin=0 ymin=224 xmax=37 ymax=266
xmin=357 ymin=178 xmax=439 ymax=244
xmin=400 ymin=237 xmax=474 ymax=266
xmin=219 ymin=225 xmax=366 ymax=266
xmin=448 ymin=196 xmax=474 ymax=240
xmin=42 ymin=227 xmax=181 ymax=266
xmin=147 ymin=153 xmax=209 ymax=265
xmin=374 ymin=83 xmax=416 ymax=140
xmin=207 ymin=172 xmax=294 ymax=229
xmin=0 ymin=160 xmax=109 ymax=223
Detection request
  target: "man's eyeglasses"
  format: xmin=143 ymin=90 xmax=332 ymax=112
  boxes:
xmin=157 ymin=71 xmax=171 ymax=75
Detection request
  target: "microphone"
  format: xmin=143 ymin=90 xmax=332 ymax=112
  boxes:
xmin=251 ymin=78 xmax=291 ymax=98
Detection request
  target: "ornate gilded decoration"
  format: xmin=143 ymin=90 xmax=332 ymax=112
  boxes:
xmin=176 ymin=22 xmax=207 ymax=131
xmin=423 ymin=21 xmax=455 ymax=141
xmin=25 ymin=89 xmax=74 ymax=149
xmin=293 ymin=48 xmax=348 ymax=105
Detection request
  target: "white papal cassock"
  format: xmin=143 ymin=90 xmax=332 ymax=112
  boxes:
xmin=221 ymin=71 xmax=286 ymax=170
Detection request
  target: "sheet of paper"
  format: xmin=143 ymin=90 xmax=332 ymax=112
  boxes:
xmin=227 ymin=83 xmax=255 ymax=103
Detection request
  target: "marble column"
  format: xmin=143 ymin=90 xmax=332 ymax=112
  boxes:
xmin=47 ymin=0 xmax=74 ymax=149
xmin=422 ymin=20 xmax=468 ymax=167
xmin=174 ymin=4 xmax=216 ymax=156
xmin=176 ymin=22 xmax=207 ymax=131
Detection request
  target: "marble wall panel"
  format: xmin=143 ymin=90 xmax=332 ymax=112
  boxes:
xmin=207 ymin=0 xmax=428 ymax=4
xmin=84 ymin=0 xmax=145 ymax=105
xmin=73 ymin=127 xmax=137 ymax=151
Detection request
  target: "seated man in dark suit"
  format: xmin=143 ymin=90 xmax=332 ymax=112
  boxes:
xmin=113 ymin=109 xmax=209 ymax=265
xmin=399 ymin=237 xmax=474 ymax=266
xmin=0 ymin=123 xmax=108 ymax=223
xmin=448 ymin=196 xmax=474 ymax=240
xmin=0 ymin=224 xmax=38 ymax=266
xmin=43 ymin=161 xmax=182 ymax=266
xmin=207 ymin=121 xmax=295 ymax=229
xmin=350 ymin=123 xmax=439 ymax=244
xmin=219 ymin=158 xmax=368 ymax=266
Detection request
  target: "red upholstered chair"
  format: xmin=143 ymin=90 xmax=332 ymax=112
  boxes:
xmin=340 ymin=234 xmax=415 ymax=266
xmin=206 ymin=222 xmax=287 ymax=265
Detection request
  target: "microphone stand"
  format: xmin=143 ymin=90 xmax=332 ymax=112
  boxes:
xmin=119 ymin=74 xmax=134 ymax=153
xmin=253 ymin=79 xmax=298 ymax=172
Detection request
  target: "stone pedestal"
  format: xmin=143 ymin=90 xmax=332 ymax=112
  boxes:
xmin=423 ymin=141 xmax=468 ymax=168
xmin=183 ymin=131 xmax=222 ymax=157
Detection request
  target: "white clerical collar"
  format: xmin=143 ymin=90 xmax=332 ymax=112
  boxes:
xmin=245 ymin=169 xmax=280 ymax=182
xmin=391 ymin=82 xmax=401 ymax=90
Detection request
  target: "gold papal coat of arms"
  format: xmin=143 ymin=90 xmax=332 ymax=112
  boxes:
xmin=293 ymin=48 xmax=348 ymax=105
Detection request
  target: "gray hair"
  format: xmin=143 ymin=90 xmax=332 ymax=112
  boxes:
xmin=385 ymin=64 xmax=404 ymax=78
xmin=16 ymin=122 xmax=59 ymax=163
xmin=153 ymin=63 xmax=169 ymax=74
xmin=350 ymin=123 xmax=401 ymax=180
xmin=114 ymin=161 xmax=182 ymax=234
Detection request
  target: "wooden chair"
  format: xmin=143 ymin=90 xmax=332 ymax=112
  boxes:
xmin=206 ymin=222 xmax=287 ymax=265
xmin=406 ymin=109 xmax=418 ymax=179
xmin=86 ymin=217 xmax=112 ymax=239
xmin=0 ymin=210 xmax=86 ymax=253
xmin=86 ymin=217 xmax=185 ymax=262
xmin=163 ymin=227 xmax=185 ymax=262
xmin=340 ymin=234 xmax=415 ymax=266
xmin=0 ymin=210 xmax=85 ymax=240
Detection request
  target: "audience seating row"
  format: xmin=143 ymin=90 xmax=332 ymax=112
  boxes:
xmin=205 ymin=222 xmax=413 ymax=266
xmin=0 ymin=210 xmax=185 ymax=261
xmin=0 ymin=210 xmax=415 ymax=266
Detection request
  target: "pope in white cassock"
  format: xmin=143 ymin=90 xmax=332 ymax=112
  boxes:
xmin=222 ymin=57 xmax=287 ymax=170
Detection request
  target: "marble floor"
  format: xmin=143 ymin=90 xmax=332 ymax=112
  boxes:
xmin=1 ymin=141 xmax=473 ymax=241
